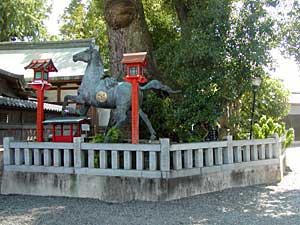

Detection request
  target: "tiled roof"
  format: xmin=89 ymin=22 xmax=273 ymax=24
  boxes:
xmin=121 ymin=52 xmax=147 ymax=64
xmin=43 ymin=116 xmax=90 ymax=124
xmin=24 ymin=59 xmax=58 ymax=72
xmin=0 ymin=39 xmax=95 ymax=50
xmin=0 ymin=96 xmax=62 ymax=112
xmin=0 ymin=68 xmax=23 ymax=79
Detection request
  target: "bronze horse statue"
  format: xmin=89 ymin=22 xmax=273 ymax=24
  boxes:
xmin=62 ymin=45 xmax=178 ymax=141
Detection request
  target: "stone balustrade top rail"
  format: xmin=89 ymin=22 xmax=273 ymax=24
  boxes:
xmin=3 ymin=135 xmax=284 ymax=179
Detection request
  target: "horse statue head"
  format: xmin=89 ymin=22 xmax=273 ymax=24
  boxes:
xmin=73 ymin=43 xmax=104 ymax=78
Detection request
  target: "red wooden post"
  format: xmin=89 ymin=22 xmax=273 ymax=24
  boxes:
xmin=36 ymin=88 xmax=45 ymax=142
xmin=29 ymin=83 xmax=52 ymax=142
xmin=131 ymin=79 xmax=139 ymax=144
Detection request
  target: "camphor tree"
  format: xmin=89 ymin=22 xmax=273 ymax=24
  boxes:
xmin=154 ymin=0 xmax=284 ymax=140
xmin=142 ymin=0 xmax=179 ymax=51
xmin=0 ymin=0 xmax=50 ymax=42
xmin=101 ymin=0 xmax=161 ymax=80
xmin=59 ymin=0 xmax=292 ymax=142
xmin=76 ymin=0 xmax=179 ymax=79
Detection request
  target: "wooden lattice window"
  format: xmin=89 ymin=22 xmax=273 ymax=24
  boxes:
xmin=129 ymin=66 xmax=138 ymax=76
xmin=35 ymin=71 xmax=42 ymax=79
xmin=0 ymin=113 xmax=8 ymax=123
xmin=23 ymin=112 xmax=35 ymax=124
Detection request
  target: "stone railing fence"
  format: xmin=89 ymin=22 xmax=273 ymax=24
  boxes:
xmin=3 ymin=135 xmax=284 ymax=179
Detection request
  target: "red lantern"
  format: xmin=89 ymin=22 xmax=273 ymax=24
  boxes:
xmin=121 ymin=52 xmax=148 ymax=144
xmin=25 ymin=59 xmax=58 ymax=142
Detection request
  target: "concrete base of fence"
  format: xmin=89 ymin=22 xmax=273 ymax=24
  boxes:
xmin=1 ymin=159 xmax=281 ymax=202
xmin=280 ymin=150 xmax=287 ymax=177
xmin=0 ymin=148 xmax=3 ymax=193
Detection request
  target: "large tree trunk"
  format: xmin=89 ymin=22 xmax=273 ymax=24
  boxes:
xmin=173 ymin=0 xmax=189 ymax=27
xmin=172 ymin=0 xmax=208 ymax=37
xmin=0 ymin=16 xmax=8 ymax=42
xmin=104 ymin=0 xmax=160 ymax=80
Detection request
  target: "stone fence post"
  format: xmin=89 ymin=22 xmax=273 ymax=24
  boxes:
xmin=3 ymin=137 xmax=14 ymax=165
xmin=224 ymin=135 xmax=233 ymax=164
xmin=73 ymin=137 xmax=83 ymax=168
xmin=271 ymin=133 xmax=280 ymax=158
xmin=160 ymin=138 xmax=170 ymax=178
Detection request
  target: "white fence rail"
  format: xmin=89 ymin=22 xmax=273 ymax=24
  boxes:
xmin=3 ymin=135 xmax=283 ymax=178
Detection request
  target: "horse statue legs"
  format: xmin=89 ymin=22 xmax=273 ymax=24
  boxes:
xmin=62 ymin=94 xmax=90 ymax=116
xmin=139 ymin=109 xmax=156 ymax=141
xmin=106 ymin=106 xmax=156 ymax=142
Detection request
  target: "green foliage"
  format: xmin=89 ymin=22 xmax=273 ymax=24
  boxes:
xmin=251 ymin=77 xmax=290 ymax=121
xmin=154 ymin=0 xmax=282 ymax=140
xmin=0 ymin=0 xmax=50 ymax=41
xmin=142 ymin=0 xmax=180 ymax=50
xmin=105 ymin=127 xmax=122 ymax=143
xmin=156 ymin=0 xmax=231 ymax=139
xmin=58 ymin=0 xmax=292 ymax=142
xmin=234 ymin=76 xmax=290 ymax=139
xmin=142 ymin=92 xmax=174 ymax=138
xmin=59 ymin=0 xmax=109 ymax=66
xmin=92 ymin=133 xmax=105 ymax=143
xmin=142 ymin=92 xmax=211 ymax=142
xmin=94 ymin=151 xmax=99 ymax=168
xmin=280 ymin=0 xmax=300 ymax=63
xmin=284 ymin=128 xmax=295 ymax=148
xmin=142 ymin=92 xmax=181 ymax=141
xmin=92 ymin=127 xmax=122 ymax=143
xmin=251 ymin=115 xmax=294 ymax=148
xmin=91 ymin=128 xmax=121 ymax=166
xmin=252 ymin=116 xmax=285 ymax=139
xmin=91 ymin=133 xmax=103 ymax=167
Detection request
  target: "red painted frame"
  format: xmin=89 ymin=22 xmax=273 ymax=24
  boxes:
xmin=51 ymin=121 xmax=86 ymax=142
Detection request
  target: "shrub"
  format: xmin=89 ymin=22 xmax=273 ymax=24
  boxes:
xmin=252 ymin=115 xmax=294 ymax=148
xmin=284 ymin=128 xmax=295 ymax=149
xmin=105 ymin=127 xmax=122 ymax=143
xmin=91 ymin=128 xmax=121 ymax=167
xmin=92 ymin=133 xmax=105 ymax=143
xmin=253 ymin=116 xmax=285 ymax=139
xmin=92 ymin=127 xmax=121 ymax=143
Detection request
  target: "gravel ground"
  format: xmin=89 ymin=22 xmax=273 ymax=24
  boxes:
xmin=0 ymin=148 xmax=299 ymax=225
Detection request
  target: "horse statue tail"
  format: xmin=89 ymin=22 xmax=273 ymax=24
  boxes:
xmin=140 ymin=80 xmax=181 ymax=94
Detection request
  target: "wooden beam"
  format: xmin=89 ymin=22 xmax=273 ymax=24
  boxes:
xmin=50 ymin=86 xmax=79 ymax=90
xmin=50 ymin=78 xmax=82 ymax=85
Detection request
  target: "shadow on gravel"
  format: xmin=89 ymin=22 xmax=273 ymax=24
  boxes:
xmin=0 ymin=182 xmax=299 ymax=225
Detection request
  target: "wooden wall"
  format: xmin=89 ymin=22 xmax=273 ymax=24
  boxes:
xmin=0 ymin=108 xmax=60 ymax=145
xmin=0 ymin=78 xmax=17 ymax=97
xmin=284 ymin=114 xmax=300 ymax=141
